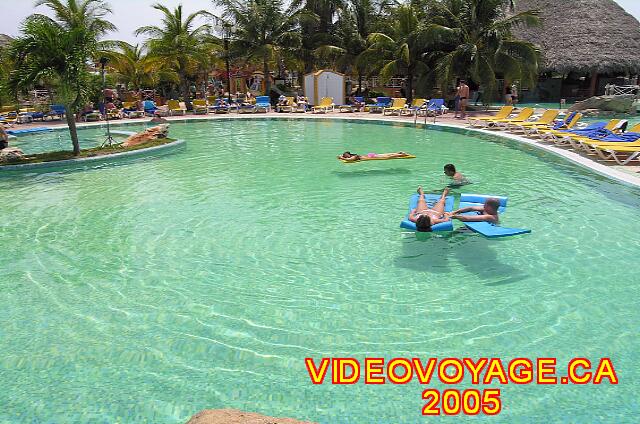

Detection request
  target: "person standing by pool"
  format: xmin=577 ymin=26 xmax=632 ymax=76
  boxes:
xmin=456 ymin=80 xmax=470 ymax=119
xmin=511 ymin=84 xmax=519 ymax=107
xmin=409 ymin=186 xmax=451 ymax=232
xmin=443 ymin=164 xmax=469 ymax=185
xmin=505 ymin=85 xmax=513 ymax=105
xmin=447 ymin=198 xmax=500 ymax=223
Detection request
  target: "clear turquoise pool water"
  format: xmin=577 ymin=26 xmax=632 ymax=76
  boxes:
xmin=1 ymin=118 xmax=639 ymax=423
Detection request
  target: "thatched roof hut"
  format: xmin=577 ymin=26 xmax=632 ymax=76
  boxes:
xmin=0 ymin=34 xmax=13 ymax=49
xmin=513 ymin=0 xmax=640 ymax=75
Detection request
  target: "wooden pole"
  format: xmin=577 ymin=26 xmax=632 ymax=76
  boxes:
xmin=589 ymin=71 xmax=599 ymax=97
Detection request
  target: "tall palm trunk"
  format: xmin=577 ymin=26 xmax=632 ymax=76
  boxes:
xmin=180 ymin=72 xmax=192 ymax=111
xmin=263 ymin=60 xmax=271 ymax=96
xmin=406 ymin=69 xmax=414 ymax=104
xmin=64 ymin=104 xmax=80 ymax=155
xmin=357 ymin=73 xmax=363 ymax=95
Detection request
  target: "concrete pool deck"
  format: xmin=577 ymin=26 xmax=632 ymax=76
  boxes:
xmin=8 ymin=110 xmax=640 ymax=188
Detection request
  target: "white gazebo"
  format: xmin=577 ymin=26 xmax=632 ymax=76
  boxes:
xmin=304 ymin=70 xmax=346 ymax=106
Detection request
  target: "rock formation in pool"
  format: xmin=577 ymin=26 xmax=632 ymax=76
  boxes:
xmin=0 ymin=147 xmax=25 ymax=163
xmin=568 ymin=94 xmax=636 ymax=114
xmin=122 ymin=124 xmax=169 ymax=147
xmin=186 ymin=409 xmax=316 ymax=424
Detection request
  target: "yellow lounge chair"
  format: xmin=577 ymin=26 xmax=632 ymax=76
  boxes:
xmin=0 ymin=105 xmax=17 ymax=114
xmin=486 ymin=108 xmax=535 ymax=128
xmin=543 ymin=119 xmax=620 ymax=140
xmin=509 ymin=110 xmax=559 ymax=132
xmin=167 ymin=99 xmax=186 ymax=116
xmin=383 ymin=98 xmax=407 ymax=115
xmin=122 ymin=102 xmax=145 ymax=119
xmin=193 ymin=99 xmax=208 ymax=115
xmin=571 ymin=123 xmax=640 ymax=152
xmin=592 ymin=144 xmax=640 ymax=165
xmin=106 ymin=108 xmax=122 ymax=120
xmin=583 ymin=123 xmax=640 ymax=147
xmin=277 ymin=97 xmax=296 ymax=113
xmin=400 ymin=98 xmax=426 ymax=116
xmin=312 ymin=97 xmax=334 ymax=113
xmin=467 ymin=106 xmax=514 ymax=127
xmin=530 ymin=112 xmax=582 ymax=137
xmin=3 ymin=111 xmax=18 ymax=125
xmin=552 ymin=120 xmax=622 ymax=147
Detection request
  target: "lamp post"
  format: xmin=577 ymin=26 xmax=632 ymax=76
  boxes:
xmin=99 ymin=57 xmax=114 ymax=147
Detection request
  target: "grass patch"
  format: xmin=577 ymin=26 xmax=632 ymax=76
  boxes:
xmin=1 ymin=138 xmax=177 ymax=166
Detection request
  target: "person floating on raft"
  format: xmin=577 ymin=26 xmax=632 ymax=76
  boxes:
xmin=408 ymin=186 xmax=452 ymax=232
xmin=447 ymin=198 xmax=500 ymax=224
xmin=338 ymin=151 xmax=414 ymax=162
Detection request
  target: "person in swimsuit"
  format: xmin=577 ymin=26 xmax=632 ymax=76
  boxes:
xmin=444 ymin=163 xmax=469 ymax=185
xmin=456 ymin=80 xmax=470 ymax=119
xmin=409 ymin=186 xmax=451 ymax=232
xmin=448 ymin=198 xmax=500 ymax=223
xmin=338 ymin=151 xmax=411 ymax=162
xmin=510 ymin=84 xmax=518 ymax=107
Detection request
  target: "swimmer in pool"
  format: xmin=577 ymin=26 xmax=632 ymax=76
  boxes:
xmin=443 ymin=163 xmax=470 ymax=185
xmin=409 ymin=186 xmax=451 ymax=232
xmin=447 ymin=198 xmax=500 ymax=224
xmin=338 ymin=151 xmax=411 ymax=162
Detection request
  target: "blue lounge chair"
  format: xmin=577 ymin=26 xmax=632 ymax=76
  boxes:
xmin=209 ymin=99 xmax=231 ymax=114
xmin=368 ymin=97 xmax=392 ymax=113
xmin=46 ymin=104 xmax=66 ymax=120
xmin=255 ymin=96 xmax=271 ymax=113
xmin=238 ymin=103 xmax=256 ymax=113
xmin=420 ymin=99 xmax=446 ymax=116
xmin=143 ymin=100 xmax=158 ymax=116
xmin=564 ymin=122 xmax=607 ymax=134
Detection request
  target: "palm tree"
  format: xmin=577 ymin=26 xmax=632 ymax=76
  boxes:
xmin=423 ymin=0 xmax=540 ymax=100
xmin=100 ymin=42 xmax=160 ymax=90
xmin=294 ymin=0 xmax=345 ymax=73
xmin=363 ymin=4 xmax=430 ymax=102
xmin=313 ymin=0 xmax=380 ymax=94
xmin=214 ymin=0 xmax=312 ymax=96
xmin=9 ymin=0 xmax=115 ymax=155
xmin=136 ymin=4 xmax=215 ymax=107
xmin=0 ymin=41 xmax=16 ymax=107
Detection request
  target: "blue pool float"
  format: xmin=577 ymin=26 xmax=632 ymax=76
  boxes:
xmin=400 ymin=193 xmax=454 ymax=232
xmin=6 ymin=127 xmax=53 ymax=136
xmin=458 ymin=194 xmax=531 ymax=238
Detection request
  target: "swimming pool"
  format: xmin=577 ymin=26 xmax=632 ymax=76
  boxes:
xmin=1 ymin=118 xmax=638 ymax=423
xmin=9 ymin=123 xmax=150 ymax=155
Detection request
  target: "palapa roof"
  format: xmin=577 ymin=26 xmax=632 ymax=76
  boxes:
xmin=0 ymin=34 xmax=13 ymax=49
xmin=513 ymin=0 xmax=640 ymax=74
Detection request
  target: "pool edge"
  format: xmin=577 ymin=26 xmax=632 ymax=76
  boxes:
xmin=0 ymin=138 xmax=186 ymax=172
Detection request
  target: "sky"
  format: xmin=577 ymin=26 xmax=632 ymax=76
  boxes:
xmin=0 ymin=0 xmax=639 ymax=43
xmin=0 ymin=0 xmax=217 ymax=43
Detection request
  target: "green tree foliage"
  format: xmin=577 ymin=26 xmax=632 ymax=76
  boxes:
xmin=214 ymin=0 xmax=313 ymax=95
xmin=8 ymin=0 xmax=115 ymax=155
xmin=136 ymin=4 xmax=217 ymax=107
xmin=421 ymin=0 xmax=540 ymax=99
